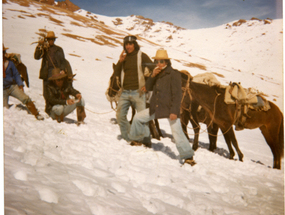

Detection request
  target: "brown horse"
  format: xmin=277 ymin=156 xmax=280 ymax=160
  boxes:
xmin=180 ymin=71 xmax=244 ymax=161
xmin=189 ymin=81 xmax=284 ymax=169
xmin=106 ymin=64 xmax=162 ymax=140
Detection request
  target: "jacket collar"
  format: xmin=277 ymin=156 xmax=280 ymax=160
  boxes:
xmin=158 ymin=65 xmax=171 ymax=78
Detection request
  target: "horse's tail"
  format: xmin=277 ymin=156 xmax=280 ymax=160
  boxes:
xmin=279 ymin=115 xmax=284 ymax=159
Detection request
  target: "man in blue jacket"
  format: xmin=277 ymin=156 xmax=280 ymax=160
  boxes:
xmin=128 ymin=49 xmax=196 ymax=166
xmin=3 ymin=45 xmax=44 ymax=120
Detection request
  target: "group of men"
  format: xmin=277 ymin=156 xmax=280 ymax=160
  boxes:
xmin=3 ymin=32 xmax=196 ymax=166
xmin=113 ymin=35 xmax=196 ymax=166
xmin=3 ymin=31 xmax=86 ymax=124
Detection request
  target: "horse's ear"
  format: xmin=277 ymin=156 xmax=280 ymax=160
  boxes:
xmin=113 ymin=63 xmax=115 ymax=70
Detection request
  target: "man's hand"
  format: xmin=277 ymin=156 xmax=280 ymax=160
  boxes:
xmin=18 ymin=85 xmax=24 ymax=92
xmin=140 ymin=86 xmax=147 ymax=93
xmin=169 ymin=113 xmax=177 ymax=121
xmin=76 ymin=94 xmax=82 ymax=102
xmin=151 ymin=67 xmax=162 ymax=77
xmin=67 ymin=99 xmax=75 ymax=105
xmin=119 ymin=50 xmax=127 ymax=62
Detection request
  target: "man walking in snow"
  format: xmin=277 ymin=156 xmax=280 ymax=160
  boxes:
xmin=113 ymin=35 xmax=154 ymax=142
xmin=34 ymin=31 xmax=68 ymax=102
xmin=3 ymin=45 xmax=44 ymax=120
xmin=128 ymin=49 xmax=196 ymax=166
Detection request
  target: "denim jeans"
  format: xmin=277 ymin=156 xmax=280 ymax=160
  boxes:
xmin=50 ymin=98 xmax=85 ymax=119
xmin=129 ymin=108 xmax=194 ymax=160
xmin=3 ymin=85 xmax=31 ymax=108
xmin=116 ymin=90 xmax=146 ymax=141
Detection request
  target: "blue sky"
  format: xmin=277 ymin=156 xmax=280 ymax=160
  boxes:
xmin=70 ymin=0 xmax=282 ymax=29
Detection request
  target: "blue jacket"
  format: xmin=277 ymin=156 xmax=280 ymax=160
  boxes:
xmin=3 ymin=60 xmax=23 ymax=89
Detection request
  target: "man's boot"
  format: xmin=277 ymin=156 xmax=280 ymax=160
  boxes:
xmin=55 ymin=113 xmax=64 ymax=123
xmin=76 ymin=106 xmax=86 ymax=125
xmin=26 ymin=101 xmax=44 ymax=120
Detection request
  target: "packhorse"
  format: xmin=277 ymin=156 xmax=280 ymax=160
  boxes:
xmin=106 ymin=64 xmax=163 ymax=140
xmin=180 ymin=71 xmax=244 ymax=161
xmin=189 ymin=80 xmax=284 ymax=169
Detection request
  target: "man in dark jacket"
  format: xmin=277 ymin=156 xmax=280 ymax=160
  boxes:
xmin=34 ymin=31 xmax=67 ymax=100
xmin=3 ymin=45 xmax=44 ymax=120
xmin=113 ymin=35 xmax=154 ymax=141
xmin=128 ymin=49 xmax=196 ymax=166
xmin=45 ymin=68 xmax=86 ymax=125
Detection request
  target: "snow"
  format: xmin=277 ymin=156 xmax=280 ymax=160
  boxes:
xmin=2 ymin=1 xmax=284 ymax=214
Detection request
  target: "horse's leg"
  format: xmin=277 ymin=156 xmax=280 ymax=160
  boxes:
xmin=180 ymin=109 xmax=190 ymax=140
xmin=226 ymin=127 xmax=244 ymax=161
xmin=190 ymin=102 xmax=200 ymax=151
xmin=259 ymin=125 xmax=281 ymax=169
xmin=154 ymin=119 xmax=163 ymax=137
xmin=221 ymin=128 xmax=235 ymax=160
xmin=149 ymin=120 xmax=160 ymax=140
xmin=207 ymin=123 xmax=218 ymax=152
xmin=129 ymin=105 xmax=136 ymax=124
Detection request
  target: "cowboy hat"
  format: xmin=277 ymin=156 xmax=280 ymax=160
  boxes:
xmin=46 ymin=31 xmax=58 ymax=39
xmin=152 ymin=48 xmax=171 ymax=60
xmin=48 ymin=68 xmax=67 ymax=80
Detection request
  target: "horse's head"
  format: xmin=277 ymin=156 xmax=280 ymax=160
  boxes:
xmin=107 ymin=63 xmax=121 ymax=98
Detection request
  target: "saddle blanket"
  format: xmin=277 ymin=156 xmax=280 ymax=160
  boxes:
xmin=192 ymin=72 xmax=221 ymax=87
xmin=224 ymin=82 xmax=270 ymax=111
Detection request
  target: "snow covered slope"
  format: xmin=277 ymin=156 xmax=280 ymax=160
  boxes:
xmin=3 ymin=1 xmax=284 ymax=214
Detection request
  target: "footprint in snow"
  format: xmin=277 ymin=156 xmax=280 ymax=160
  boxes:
xmin=14 ymin=170 xmax=27 ymax=181
xmin=36 ymin=187 xmax=58 ymax=203
xmin=72 ymin=180 xmax=106 ymax=197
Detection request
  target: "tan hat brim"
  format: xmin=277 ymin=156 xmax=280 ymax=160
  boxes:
xmin=152 ymin=57 xmax=171 ymax=60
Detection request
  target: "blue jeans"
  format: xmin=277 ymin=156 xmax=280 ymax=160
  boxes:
xmin=129 ymin=108 xmax=195 ymax=160
xmin=116 ymin=90 xmax=146 ymax=141
xmin=50 ymin=98 xmax=85 ymax=119
xmin=3 ymin=85 xmax=31 ymax=108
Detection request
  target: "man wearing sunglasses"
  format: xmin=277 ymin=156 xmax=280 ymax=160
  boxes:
xmin=34 ymin=31 xmax=67 ymax=103
xmin=128 ymin=49 xmax=196 ymax=166
xmin=113 ymin=35 xmax=154 ymax=142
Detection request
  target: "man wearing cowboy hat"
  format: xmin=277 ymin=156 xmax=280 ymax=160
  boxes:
xmin=34 ymin=31 xmax=67 ymax=101
xmin=3 ymin=45 xmax=44 ymax=120
xmin=128 ymin=48 xmax=196 ymax=166
xmin=45 ymin=68 xmax=86 ymax=124
xmin=113 ymin=35 xmax=154 ymax=141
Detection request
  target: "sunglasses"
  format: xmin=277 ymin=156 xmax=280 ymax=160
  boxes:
xmin=55 ymin=78 xmax=64 ymax=82
xmin=154 ymin=60 xmax=165 ymax=64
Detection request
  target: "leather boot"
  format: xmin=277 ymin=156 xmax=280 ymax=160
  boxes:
xmin=76 ymin=106 xmax=86 ymax=125
xmin=26 ymin=101 xmax=44 ymax=120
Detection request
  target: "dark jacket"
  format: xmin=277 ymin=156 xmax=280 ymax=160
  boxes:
xmin=45 ymin=79 xmax=80 ymax=114
xmin=34 ymin=44 xmax=66 ymax=80
xmin=146 ymin=66 xmax=182 ymax=119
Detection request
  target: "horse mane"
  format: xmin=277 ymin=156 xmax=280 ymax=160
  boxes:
xmin=180 ymin=70 xmax=193 ymax=89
